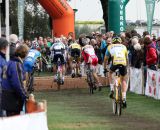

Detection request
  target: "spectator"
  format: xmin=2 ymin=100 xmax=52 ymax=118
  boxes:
xmin=144 ymin=37 xmax=158 ymax=70
xmin=0 ymin=38 xmax=9 ymax=117
xmin=2 ymin=44 xmax=29 ymax=116
xmin=130 ymin=36 xmax=143 ymax=68
xmin=9 ymin=34 xmax=18 ymax=59
xmin=96 ymin=34 xmax=107 ymax=61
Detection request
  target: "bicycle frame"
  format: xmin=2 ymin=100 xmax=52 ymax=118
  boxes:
xmin=112 ymin=70 xmax=122 ymax=116
xmin=27 ymin=61 xmax=40 ymax=94
xmin=86 ymin=64 xmax=96 ymax=94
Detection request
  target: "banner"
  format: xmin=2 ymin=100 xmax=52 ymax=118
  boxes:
xmin=145 ymin=69 xmax=158 ymax=99
xmin=18 ymin=0 xmax=25 ymax=40
xmin=108 ymin=0 xmax=129 ymax=34
xmin=0 ymin=112 xmax=48 ymax=130
xmin=130 ymin=67 xmax=143 ymax=94
xmin=145 ymin=0 xmax=156 ymax=34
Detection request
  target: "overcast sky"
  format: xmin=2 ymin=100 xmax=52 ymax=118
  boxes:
xmin=68 ymin=0 xmax=160 ymax=22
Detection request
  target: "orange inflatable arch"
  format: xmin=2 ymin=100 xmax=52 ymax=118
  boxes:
xmin=38 ymin=0 xmax=75 ymax=38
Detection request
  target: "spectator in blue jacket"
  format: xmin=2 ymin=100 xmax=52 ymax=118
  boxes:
xmin=0 ymin=38 xmax=9 ymax=117
xmin=2 ymin=44 xmax=29 ymax=116
xmin=96 ymin=34 xmax=107 ymax=61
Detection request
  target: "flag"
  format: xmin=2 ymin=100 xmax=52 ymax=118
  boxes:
xmin=145 ymin=0 xmax=155 ymax=34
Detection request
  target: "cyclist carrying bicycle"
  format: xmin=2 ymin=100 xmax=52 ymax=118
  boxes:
xmin=50 ymin=38 xmax=66 ymax=84
xmin=82 ymin=39 xmax=102 ymax=90
xmin=68 ymin=41 xmax=81 ymax=77
xmin=104 ymin=36 xmax=128 ymax=108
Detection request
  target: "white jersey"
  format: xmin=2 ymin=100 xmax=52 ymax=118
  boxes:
xmin=50 ymin=42 xmax=65 ymax=51
xmin=50 ymin=42 xmax=66 ymax=58
xmin=83 ymin=45 xmax=95 ymax=56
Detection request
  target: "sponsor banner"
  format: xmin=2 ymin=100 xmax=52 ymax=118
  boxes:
xmin=130 ymin=67 xmax=143 ymax=94
xmin=0 ymin=112 xmax=48 ymax=130
xmin=145 ymin=0 xmax=155 ymax=34
xmin=145 ymin=69 xmax=158 ymax=99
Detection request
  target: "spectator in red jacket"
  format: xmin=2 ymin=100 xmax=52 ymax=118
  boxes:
xmin=144 ymin=37 xmax=157 ymax=70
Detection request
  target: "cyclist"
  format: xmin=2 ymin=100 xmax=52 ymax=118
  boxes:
xmin=50 ymin=38 xmax=66 ymax=84
xmin=82 ymin=39 xmax=102 ymax=90
xmin=103 ymin=36 xmax=128 ymax=108
xmin=68 ymin=41 xmax=81 ymax=77
xmin=23 ymin=47 xmax=42 ymax=93
xmin=24 ymin=48 xmax=42 ymax=72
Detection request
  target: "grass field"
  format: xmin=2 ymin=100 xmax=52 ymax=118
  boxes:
xmin=35 ymin=88 xmax=160 ymax=130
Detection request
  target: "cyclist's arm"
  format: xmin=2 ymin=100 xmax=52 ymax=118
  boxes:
xmin=104 ymin=55 xmax=109 ymax=70
xmin=104 ymin=48 xmax=110 ymax=69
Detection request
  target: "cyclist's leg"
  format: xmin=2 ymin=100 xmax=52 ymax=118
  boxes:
xmin=68 ymin=54 xmax=73 ymax=74
xmin=119 ymin=66 xmax=127 ymax=100
xmin=52 ymin=55 xmax=58 ymax=81
xmin=76 ymin=49 xmax=81 ymax=75
xmin=119 ymin=65 xmax=127 ymax=108
xmin=60 ymin=54 xmax=66 ymax=83
xmin=109 ymin=65 xmax=117 ymax=91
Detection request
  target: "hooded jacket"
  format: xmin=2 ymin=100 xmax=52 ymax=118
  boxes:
xmin=146 ymin=43 xmax=158 ymax=66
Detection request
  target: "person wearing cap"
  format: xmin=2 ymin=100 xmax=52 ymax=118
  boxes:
xmin=0 ymin=38 xmax=9 ymax=117
xmin=2 ymin=44 xmax=29 ymax=116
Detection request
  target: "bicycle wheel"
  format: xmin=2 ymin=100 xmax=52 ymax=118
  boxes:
xmin=117 ymin=87 xmax=122 ymax=116
xmin=27 ymin=74 xmax=34 ymax=94
xmin=57 ymin=71 xmax=61 ymax=90
xmin=89 ymin=73 xmax=94 ymax=94
xmin=112 ymin=99 xmax=117 ymax=115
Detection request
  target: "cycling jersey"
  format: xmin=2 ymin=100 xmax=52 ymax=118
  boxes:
xmin=50 ymin=42 xmax=66 ymax=64
xmin=23 ymin=49 xmax=41 ymax=72
xmin=105 ymin=44 xmax=128 ymax=66
xmin=70 ymin=43 xmax=81 ymax=50
xmin=69 ymin=43 xmax=81 ymax=58
xmin=82 ymin=45 xmax=98 ymax=66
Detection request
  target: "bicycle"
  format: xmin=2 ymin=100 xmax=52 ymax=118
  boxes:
xmin=86 ymin=63 xmax=96 ymax=94
xmin=27 ymin=61 xmax=40 ymax=94
xmin=51 ymin=58 xmax=63 ymax=90
xmin=71 ymin=54 xmax=81 ymax=78
xmin=112 ymin=69 xmax=123 ymax=116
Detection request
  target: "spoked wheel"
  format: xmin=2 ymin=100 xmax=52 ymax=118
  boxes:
xmin=117 ymin=101 xmax=122 ymax=116
xmin=112 ymin=99 xmax=117 ymax=115
xmin=117 ymin=88 xmax=122 ymax=116
xmin=89 ymin=83 xmax=94 ymax=94
xmin=87 ymin=75 xmax=94 ymax=94
xmin=27 ymin=73 xmax=34 ymax=94
xmin=57 ymin=72 xmax=61 ymax=91
xmin=57 ymin=82 xmax=61 ymax=91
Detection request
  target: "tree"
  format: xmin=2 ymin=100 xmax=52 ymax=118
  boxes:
xmin=99 ymin=0 xmax=108 ymax=32
xmin=8 ymin=0 xmax=51 ymax=40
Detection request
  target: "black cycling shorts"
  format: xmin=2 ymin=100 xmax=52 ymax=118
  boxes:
xmin=110 ymin=64 xmax=127 ymax=76
xmin=52 ymin=54 xmax=66 ymax=65
xmin=71 ymin=48 xmax=80 ymax=58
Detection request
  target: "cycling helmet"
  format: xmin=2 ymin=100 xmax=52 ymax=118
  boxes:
xmin=55 ymin=38 xmax=61 ymax=43
xmin=112 ymin=36 xmax=122 ymax=44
